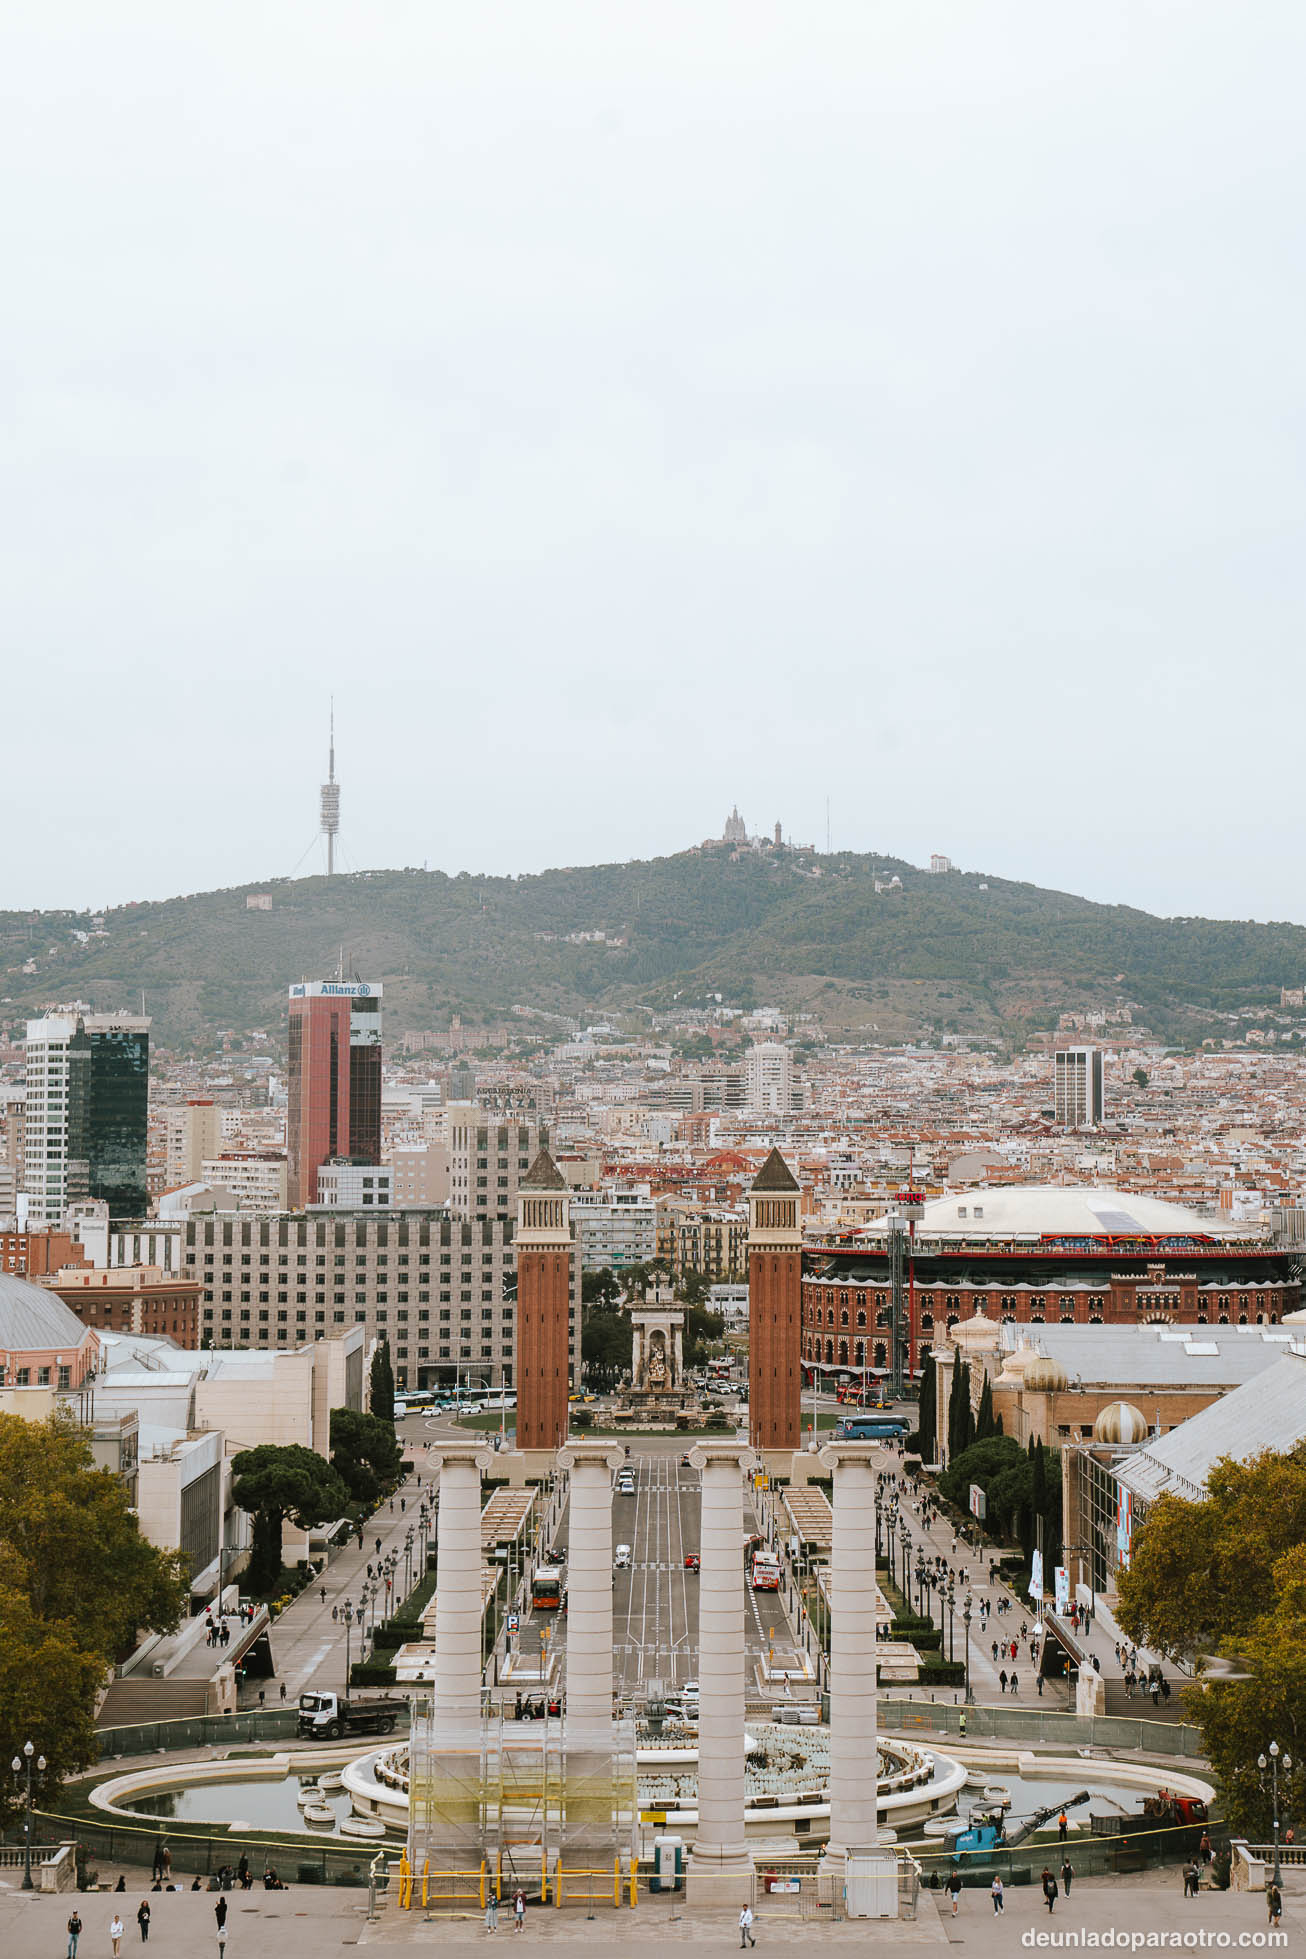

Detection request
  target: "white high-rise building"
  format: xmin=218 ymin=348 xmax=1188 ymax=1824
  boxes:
xmin=1054 ymin=1046 xmax=1105 ymax=1128
xmin=24 ymin=1010 xmax=151 ymax=1228
xmin=743 ymin=1041 xmax=795 ymax=1116
xmin=23 ymin=1012 xmax=87 ymax=1228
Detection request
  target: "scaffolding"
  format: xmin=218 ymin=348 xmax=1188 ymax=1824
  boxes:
xmin=408 ymin=1693 xmax=638 ymax=1904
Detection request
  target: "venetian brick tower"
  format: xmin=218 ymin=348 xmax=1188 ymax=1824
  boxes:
xmin=747 ymin=1147 xmax=802 ymax=1452
xmin=515 ymin=1148 xmax=573 ymax=1450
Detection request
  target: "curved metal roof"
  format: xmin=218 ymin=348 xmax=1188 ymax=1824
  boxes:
xmin=0 ymin=1271 xmax=95 ymax=1352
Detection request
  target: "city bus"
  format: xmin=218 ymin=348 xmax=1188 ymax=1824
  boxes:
xmin=750 ymin=1550 xmax=782 ymax=1591
xmin=835 ymin=1413 xmax=911 ymax=1442
xmin=531 ymin=1567 xmax=566 ymax=1611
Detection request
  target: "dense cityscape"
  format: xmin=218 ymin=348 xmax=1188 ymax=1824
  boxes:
xmin=3 ymin=3 xmax=1303 ymax=1948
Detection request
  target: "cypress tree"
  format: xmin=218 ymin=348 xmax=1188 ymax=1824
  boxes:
xmin=975 ymin=1376 xmax=996 ymax=1442
xmin=369 ymin=1341 xmax=395 ymax=1423
xmin=917 ymin=1349 xmax=937 ymax=1462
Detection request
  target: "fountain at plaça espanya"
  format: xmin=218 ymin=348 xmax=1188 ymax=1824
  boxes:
xmin=340 ymin=1723 xmax=964 ymax=1846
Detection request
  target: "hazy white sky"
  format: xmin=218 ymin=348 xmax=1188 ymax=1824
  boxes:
xmin=3 ymin=4 xmax=1305 ymax=920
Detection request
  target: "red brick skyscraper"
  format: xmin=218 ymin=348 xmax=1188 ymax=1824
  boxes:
xmin=515 ymin=1149 xmax=574 ymax=1450
xmin=748 ymin=1149 xmax=802 ymax=1452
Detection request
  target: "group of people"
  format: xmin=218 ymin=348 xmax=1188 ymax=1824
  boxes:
xmin=483 ymin=1888 xmax=528 ymax=1932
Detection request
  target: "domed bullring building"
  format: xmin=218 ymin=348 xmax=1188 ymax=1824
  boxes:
xmin=0 ymin=1270 xmax=100 ymax=1391
xmin=801 ymin=1184 xmax=1299 ymax=1386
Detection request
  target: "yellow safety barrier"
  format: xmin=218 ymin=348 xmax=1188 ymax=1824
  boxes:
xmin=629 ymin=1860 xmax=638 ymax=1909
xmin=552 ymin=1865 xmax=629 ymax=1908
xmin=480 ymin=1863 xmax=487 ymax=1911
xmin=398 ymin=1867 xmax=483 ymax=1908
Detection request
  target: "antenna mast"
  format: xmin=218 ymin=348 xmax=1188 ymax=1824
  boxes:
xmin=320 ymin=699 xmax=341 ymax=875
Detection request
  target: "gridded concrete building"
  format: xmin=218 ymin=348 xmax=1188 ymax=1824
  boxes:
xmin=1054 ymin=1045 xmax=1105 ymax=1128
xmin=181 ymin=1208 xmax=580 ymax=1394
xmin=448 ymin=1113 xmax=548 ymax=1220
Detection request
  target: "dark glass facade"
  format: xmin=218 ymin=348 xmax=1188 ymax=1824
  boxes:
xmin=86 ymin=1023 xmax=150 ymax=1217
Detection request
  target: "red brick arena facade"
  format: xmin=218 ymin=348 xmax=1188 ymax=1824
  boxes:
xmin=801 ymin=1185 xmax=1301 ymax=1387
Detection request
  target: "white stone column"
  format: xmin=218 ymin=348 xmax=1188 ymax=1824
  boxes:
xmin=631 ymin=1323 xmax=644 ymax=1389
xmin=430 ymin=1446 xmax=492 ymax=1736
xmin=673 ymin=1321 xmax=684 ymax=1388
xmin=557 ymin=1442 xmax=623 ymax=1741
xmin=819 ymin=1442 xmax=881 ymax=1868
xmin=687 ymin=1441 xmax=756 ymax=1906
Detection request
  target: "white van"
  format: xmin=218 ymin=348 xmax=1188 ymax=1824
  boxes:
xmin=614 ymin=1544 xmax=632 ymax=1569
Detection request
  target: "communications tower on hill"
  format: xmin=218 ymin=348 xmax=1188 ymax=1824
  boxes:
xmin=320 ymin=703 xmax=340 ymax=874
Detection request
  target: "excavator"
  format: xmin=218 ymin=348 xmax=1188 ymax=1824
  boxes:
xmin=945 ymin=1789 xmax=1091 ymax=1863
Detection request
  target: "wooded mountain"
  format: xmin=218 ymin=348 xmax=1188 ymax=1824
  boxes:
xmin=2 ymin=851 xmax=1303 ymax=1053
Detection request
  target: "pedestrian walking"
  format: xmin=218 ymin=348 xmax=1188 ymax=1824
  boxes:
xmin=67 ymin=1910 xmax=83 ymax=1959
xmin=215 ymin=1898 xmax=229 ymax=1933
xmin=947 ymin=1869 xmax=963 ymax=1916
xmin=513 ymin=1889 xmax=525 ymax=1933
xmin=1041 ymin=1868 xmax=1058 ymax=1914
xmin=1268 ymin=1883 xmax=1282 ymax=1927
xmin=280 ymin=1682 xmax=287 ymax=1702
xmin=999 ymin=1669 xmax=1008 ymax=1694
xmin=1037 ymin=1674 xmax=1044 ymax=1697
xmin=151 ymin=1841 xmax=164 ymax=1882
xmin=738 ymin=1904 xmax=756 ymax=1947
xmin=1199 ymin=1830 xmax=1212 ymax=1866
xmin=110 ymin=1914 xmax=125 ymax=1958
xmin=1010 ymin=1671 xmax=1019 ymax=1695
xmin=990 ymin=1877 xmax=1004 ymax=1914
xmin=136 ymin=1900 xmax=151 ymax=1944
xmin=1060 ymin=1860 xmax=1073 ymax=1897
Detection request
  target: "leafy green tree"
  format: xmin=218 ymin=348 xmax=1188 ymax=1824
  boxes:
xmin=682 ymin=1302 xmax=726 ymax=1369
xmin=330 ymin=1407 xmax=403 ymax=1504
xmin=0 ymin=1412 xmax=189 ymax=1659
xmin=0 ymin=1413 xmax=190 ymax=1819
xmin=232 ymin=1444 xmax=351 ymax=1596
xmin=675 ymin=1266 xmax=711 ymax=1309
xmin=582 ymin=1268 xmax=620 ymax=1310
xmin=940 ymin=1434 xmax=1027 ymax=1526
xmin=1132 ymin=1067 xmax=1149 ymax=1088
xmin=1117 ymin=1444 xmax=1306 ymax=1661
xmin=581 ymin=1296 xmax=632 ymax=1389
xmin=1183 ymin=1544 xmax=1306 ymax=1836
xmin=369 ymin=1341 xmax=395 ymax=1423
xmin=946 ymin=1359 xmax=974 ymax=1461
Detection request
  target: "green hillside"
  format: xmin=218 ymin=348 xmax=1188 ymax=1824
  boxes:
xmin=1 ymin=851 xmax=1303 ymax=1053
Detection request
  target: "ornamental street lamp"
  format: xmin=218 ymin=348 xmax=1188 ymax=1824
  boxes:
xmin=962 ymin=1594 xmax=974 ymax=1705
xmin=1258 ymin=1740 xmax=1293 ymax=1886
xmin=899 ymin=1522 xmax=911 ymax=1604
xmin=341 ymin=1599 xmax=355 ymax=1694
xmin=945 ymin=1576 xmax=956 ymax=1664
xmin=11 ymin=1741 xmax=45 ymax=1890
xmin=404 ymin=1525 xmax=415 ymax=1598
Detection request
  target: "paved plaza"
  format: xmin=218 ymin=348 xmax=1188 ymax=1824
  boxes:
xmin=1 ymin=1870 xmax=1300 ymax=1959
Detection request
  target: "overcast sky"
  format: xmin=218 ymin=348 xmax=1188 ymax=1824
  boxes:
xmin=3 ymin=5 xmax=1304 ymax=921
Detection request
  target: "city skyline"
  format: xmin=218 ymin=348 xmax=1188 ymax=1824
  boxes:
xmin=3 ymin=6 xmax=1306 ymax=921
